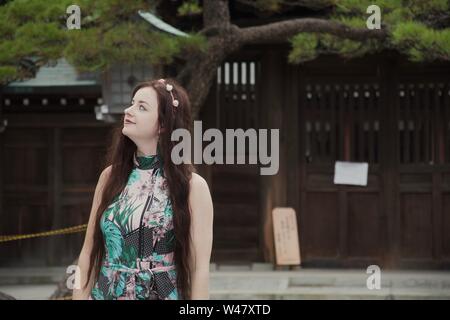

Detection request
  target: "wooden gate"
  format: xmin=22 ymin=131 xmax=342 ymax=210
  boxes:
xmin=394 ymin=68 xmax=450 ymax=268
xmin=0 ymin=113 xmax=112 ymax=267
xmin=201 ymin=54 xmax=263 ymax=263
xmin=297 ymin=56 xmax=450 ymax=268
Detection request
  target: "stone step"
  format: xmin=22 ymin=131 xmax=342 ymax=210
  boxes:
xmin=210 ymin=287 xmax=450 ymax=300
xmin=211 ymin=270 xmax=450 ymax=290
xmin=1 ymin=265 xmax=449 ymax=300
xmin=0 ymin=267 xmax=66 ymax=286
xmin=208 ymin=267 xmax=450 ymax=300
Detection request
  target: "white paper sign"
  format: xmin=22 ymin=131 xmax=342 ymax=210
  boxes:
xmin=333 ymin=161 xmax=368 ymax=186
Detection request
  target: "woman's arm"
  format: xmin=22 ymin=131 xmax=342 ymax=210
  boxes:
xmin=188 ymin=173 xmax=214 ymax=299
xmin=72 ymin=166 xmax=111 ymax=300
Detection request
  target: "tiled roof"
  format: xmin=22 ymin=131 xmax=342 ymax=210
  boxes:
xmin=7 ymin=58 xmax=99 ymax=87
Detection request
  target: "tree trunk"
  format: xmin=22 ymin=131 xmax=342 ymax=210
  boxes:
xmin=184 ymin=26 xmax=242 ymax=119
xmin=178 ymin=0 xmax=386 ymax=118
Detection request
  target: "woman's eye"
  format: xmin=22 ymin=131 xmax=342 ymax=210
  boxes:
xmin=139 ymin=105 xmax=146 ymax=111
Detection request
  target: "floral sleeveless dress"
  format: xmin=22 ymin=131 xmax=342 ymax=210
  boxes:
xmin=89 ymin=152 xmax=178 ymax=300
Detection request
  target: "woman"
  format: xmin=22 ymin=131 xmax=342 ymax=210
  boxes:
xmin=73 ymin=78 xmax=214 ymax=300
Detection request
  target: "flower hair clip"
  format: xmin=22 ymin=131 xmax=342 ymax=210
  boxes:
xmin=158 ymin=78 xmax=179 ymax=108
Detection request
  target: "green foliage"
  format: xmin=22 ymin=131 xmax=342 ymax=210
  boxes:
xmin=392 ymin=21 xmax=450 ymax=60
xmin=335 ymin=0 xmax=403 ymax=14
xmin=289 ymin=0 xmax=450 ymax=64
xmin=0 ymin=0 xmax=73 ymax=82
xmin=289 ymin=31 xmax=382 ymax=63
xmin=63 ymin=28 xmax=106 ymax=72
xmin=177 ymin=0 xmax=202 ymax=17
xmin=1 ymin=0 xmax=449 ymax=83
xmin=407 ymin=0 xmax=449 ymax=16
xmin=177 ymin=32 xmax=209 ymax=53
xmin=0 ymin=66 xmax=18 ymax=83
xmin=288 ymin=33 xmax=318 ymax=63
xmin=64 ymin=22 xmax=188 ymax=72
xmin=0 ymin=0 xmax=206 ymax=84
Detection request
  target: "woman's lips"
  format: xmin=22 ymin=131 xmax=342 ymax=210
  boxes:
xmin=124 ymin=119 xmax=135 ymax=124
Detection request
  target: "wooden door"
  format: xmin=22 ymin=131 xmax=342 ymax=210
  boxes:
xmin=0 ymin=114 xmax=112 ymax=266
xmin=298 ymin=73 xmax=386 ymax=268
xmin=202 ymin=56 xmax=263 ymax=263
xmin=393 ymin=74 xmax=450 ymax=268
xmin=297 ymin=56 xmax=450 ymax=269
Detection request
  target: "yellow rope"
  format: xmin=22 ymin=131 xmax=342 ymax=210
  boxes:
xmin=0 ymin=224 xmax=88 ymax=243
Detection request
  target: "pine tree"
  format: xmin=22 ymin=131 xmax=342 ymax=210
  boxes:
xmin=0 ymin=1 xmax=448 ymax=118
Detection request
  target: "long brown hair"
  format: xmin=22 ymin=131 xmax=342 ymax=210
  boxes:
xmin=85 ymin=78 xmax=194 ymax=299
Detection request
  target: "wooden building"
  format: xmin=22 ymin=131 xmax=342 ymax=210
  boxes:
xmin=201 ymin=45 xmax=450 ymax=269
xmin=0 ymin=59 xmax=109 ymax=266
xmin=1 ymin=47 xmax=449 ymax=270
xmin=0 ymin=59 xmax=164 ymax=267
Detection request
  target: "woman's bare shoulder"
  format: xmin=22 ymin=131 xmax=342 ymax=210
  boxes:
xmin=95 ymin=165 xmax=112 ymax=192
xmin=189 ymin=172 xmax=212 ymax=208
xmin=188 ymin=172 xmax=213 ymax=227
xmin=189 ymin=172 xmax=208 ymax=189
xmin=100 ymin=165 xmax=112 ymax=180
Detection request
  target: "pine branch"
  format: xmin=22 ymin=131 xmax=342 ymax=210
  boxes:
xmin=239 ymin=17 xmax=387 ymax=44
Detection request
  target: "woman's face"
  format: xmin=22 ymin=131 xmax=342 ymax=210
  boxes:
xmin=122 ymin=86 xmax=160 ymax=143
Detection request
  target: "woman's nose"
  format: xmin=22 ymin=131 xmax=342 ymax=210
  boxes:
xmin=124 ymin=106 xmax=133 ymax=115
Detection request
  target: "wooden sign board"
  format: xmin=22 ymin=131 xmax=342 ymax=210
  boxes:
xmin=272 ymin=207 xmax=301 ymax=266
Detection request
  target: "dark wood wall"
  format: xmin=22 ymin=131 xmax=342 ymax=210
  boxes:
xmin=200 ymin=53 xmax=264 ymax=263
xmin=0 ymin=113 xmax=112 ymax=267
xmin=292 ymin=54 xmax=450 ymax=269
xmin=1 ymin=51 xmax=449 ymax=269
xmin=203 ymin=46 xmax=450 ymax=269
